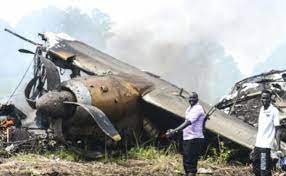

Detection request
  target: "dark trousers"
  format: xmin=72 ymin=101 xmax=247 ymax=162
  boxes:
xmin=252 ymin=147 xmax=272 ymax=176
xmin=182 ymin=138 xmax=206 ymax=174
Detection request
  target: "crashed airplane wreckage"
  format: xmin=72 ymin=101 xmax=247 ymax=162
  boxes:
xmin=0 ymin=29 xmax=283 ymax=156
xmin=216 ymin=70 xmax=286 ymax=139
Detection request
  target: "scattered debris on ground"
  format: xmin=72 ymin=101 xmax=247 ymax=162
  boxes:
xmin=0 ymin=153 xmax=254 ymax=176
xmin=0 ymin=117 xmax=283 ymax=176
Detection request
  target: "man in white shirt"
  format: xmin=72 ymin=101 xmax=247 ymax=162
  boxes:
xmin=253 ymin=90 xmax=281 ymax=176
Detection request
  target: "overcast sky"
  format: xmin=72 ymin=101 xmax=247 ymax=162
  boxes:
xmin=0 ymin=0 xmax=286 ymax=75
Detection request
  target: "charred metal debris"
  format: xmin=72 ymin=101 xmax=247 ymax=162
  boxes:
xmin=216 ymin=70 xmax=286 ymax=128
xmin=0 ymin=103 xmax=57 ymax=156
xmin=4 ymin=28 xmax=286 ymax=157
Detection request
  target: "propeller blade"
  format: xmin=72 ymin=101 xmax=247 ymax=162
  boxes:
xmin=38 ymin=56 xmax=61 ymax=91
xmin=18 ymin=49 xmax=35 ymax=54
xmin=52 ymin=118 xmax=65 ymax=142
xmin=24 ymin=77 xmax=37 ymax=109
xmin=64 ymin=101 xmax=121 ymax=142
xmin=25 ymin=55 xmax=61 ymax=108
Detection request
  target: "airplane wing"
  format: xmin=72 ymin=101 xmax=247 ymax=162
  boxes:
xmin=44 ymin=35 xmax=263 ymax=150
xmin=46 ymin=37 xmax=146 ymax=76
xmin=142 ymin=86 xmax=257 ymax=149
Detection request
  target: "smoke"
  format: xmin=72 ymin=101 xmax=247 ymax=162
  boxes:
xmin=0 ymin=6 xmax=112 ymax=100
xmin=106 ymin=12 xmax=242 ymax=103
xmin=253 ymin=42 xmax=286 ymax=74
xmin=1 ymin=1 xmax=286 ymax=103
xmin=0 ymin=4 xmax=244 ymax=103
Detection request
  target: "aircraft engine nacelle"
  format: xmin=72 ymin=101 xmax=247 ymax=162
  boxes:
xmin=62 ymin=75 xmax=141 ymax=123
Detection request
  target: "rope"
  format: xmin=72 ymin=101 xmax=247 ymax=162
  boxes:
xmin=7 ymin=59 xmax=34 ymax=103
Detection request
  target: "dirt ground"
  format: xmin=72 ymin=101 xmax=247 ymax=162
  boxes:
xmin=0 ymin=154 xmax=256 ymax=176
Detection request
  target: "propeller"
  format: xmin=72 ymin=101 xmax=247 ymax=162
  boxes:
xmin=24 ymin=53 xmax=61 ymax=109
xmin=64 ymin=102 xmax=121 ymax=141
xmin=23 ymin=48 xmax=121 ymax=142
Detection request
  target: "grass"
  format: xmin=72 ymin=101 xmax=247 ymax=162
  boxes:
xmin=128 ymin=146 xmax=166 ymax=160
xmin=10 ymin=148 xmax=80 ymax=162
xmin=3 ymin=133 xmax=254 ymax=176
xmin=205 ymin=141 xmax=233 ymax=164
xmin=126 ymin=145 xmax=183 ymax=174
xmin=11 ymin=153 xmax=40 ymax=163
xmin=4 ymin=142 xmax=255 ymax=176
xmin=43 ymin=147 xmax=81 ymax=161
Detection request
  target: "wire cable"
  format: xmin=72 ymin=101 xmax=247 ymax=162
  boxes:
xmin=7 ymin=60 xmax=33 ymax=103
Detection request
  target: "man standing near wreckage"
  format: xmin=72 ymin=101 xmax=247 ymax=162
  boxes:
xmin=253 ymin=89 xmax=281 ymax=176
xmin=166 ymin=92 xmax=206 ymax=176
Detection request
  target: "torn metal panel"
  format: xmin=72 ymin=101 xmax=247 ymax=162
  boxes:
xmin=217 ymin=70 xmax=286 ymax=127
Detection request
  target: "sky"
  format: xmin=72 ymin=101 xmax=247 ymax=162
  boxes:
xmin=0 ymin=0 xmax=286 ymax=75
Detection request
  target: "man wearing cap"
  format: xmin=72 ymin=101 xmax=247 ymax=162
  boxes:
xmin=252 ymin=89 xmax=282 ymax=176
xmin=166 ymin=92 xmax=206 ymax=176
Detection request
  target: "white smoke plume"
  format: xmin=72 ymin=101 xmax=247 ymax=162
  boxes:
xmin=2 ymin=1 xmax=286 ymax=102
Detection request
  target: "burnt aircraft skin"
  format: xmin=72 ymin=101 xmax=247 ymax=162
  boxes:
xmin=216 ymin=70 xmax=286 ymax=142
xmin=5 ymin=30 xmax=278 ymax=151
xmin=43 ymin=35 xmax=261 ymax=149
xmin=216 ymin=70 xmax=286 ymax=124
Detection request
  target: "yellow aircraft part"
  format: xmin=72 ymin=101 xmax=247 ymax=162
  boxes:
xmin=80 ymin=75 xmax=140 ymax=121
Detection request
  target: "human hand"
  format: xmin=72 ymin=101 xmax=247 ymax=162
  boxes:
xmin=165 ymin=129 xmax=176 ymax=138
